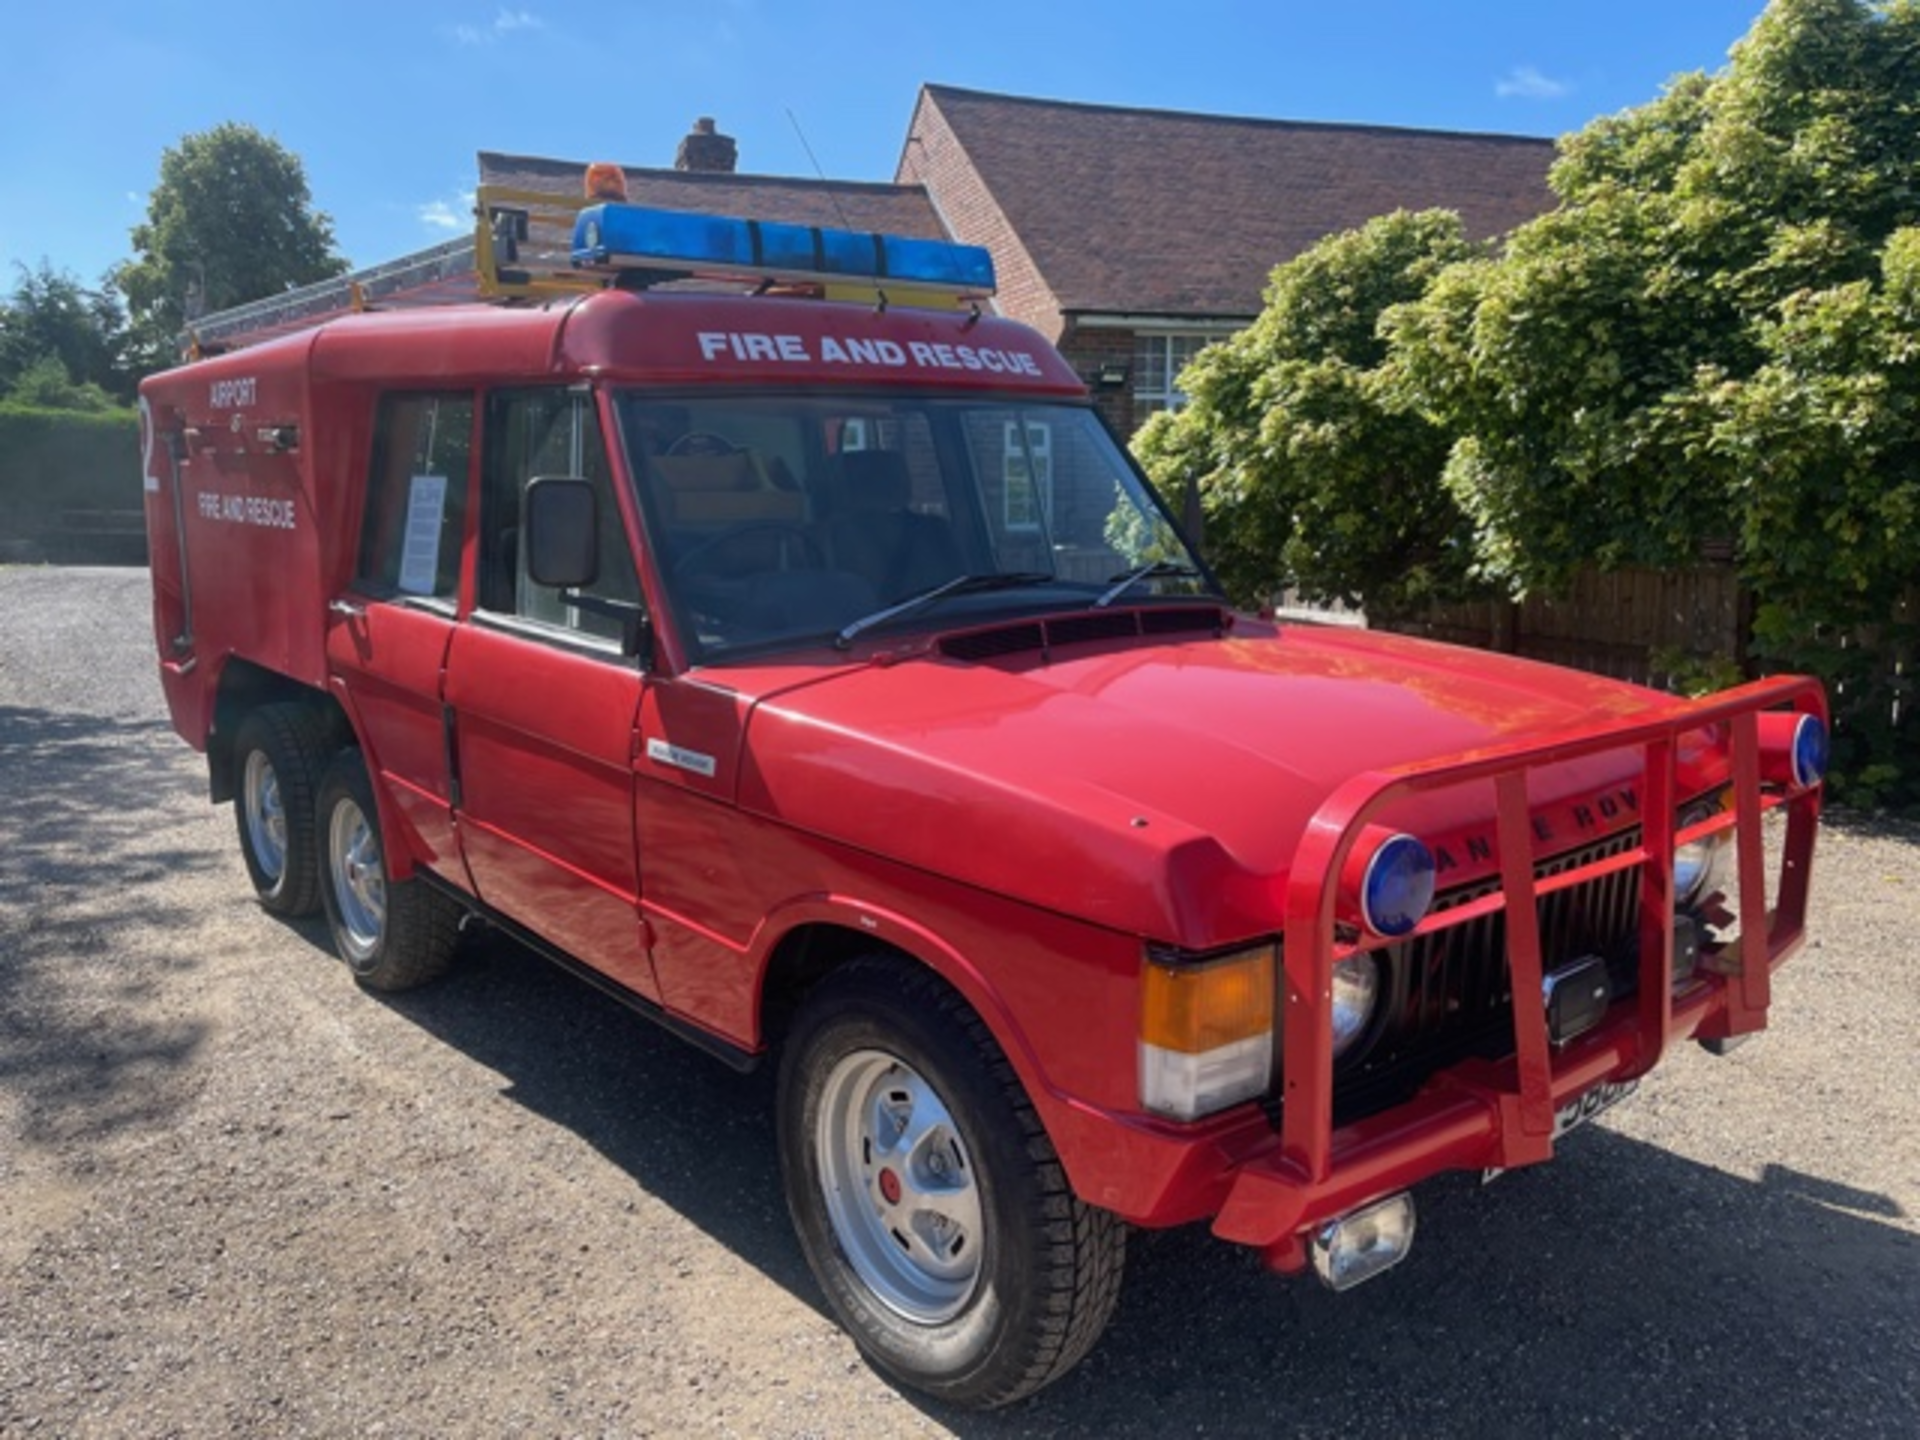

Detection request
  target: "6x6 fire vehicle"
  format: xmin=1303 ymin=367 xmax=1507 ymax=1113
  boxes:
xmin=140 ymin=183 xmax=1827 ymax=1408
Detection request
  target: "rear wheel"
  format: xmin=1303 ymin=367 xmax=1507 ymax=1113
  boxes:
xmin=232 ymin=704 xmax=330 ymax=916
xmin=777 ymin=959 xmax=1126 ymax=1408
xmin=316 ymin=749 xmax=461 ymax=991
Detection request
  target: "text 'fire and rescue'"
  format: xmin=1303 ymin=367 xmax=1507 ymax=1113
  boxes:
xmin=198 ymin=491 xmax=297 ymax=530
xmin=697 ymin=332 xmax=1044 ymax=376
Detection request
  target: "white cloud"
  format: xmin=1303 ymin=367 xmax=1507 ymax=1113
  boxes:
xmin=452 ymin=8 xmax=545 ymax=45
xmin=417 ymin=192 xmax=476 ymax=232
xmin=1495 ymin=65 xmax=1572 ymax=100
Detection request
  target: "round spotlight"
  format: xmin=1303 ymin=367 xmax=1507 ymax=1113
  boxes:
xmin=1792 ymin=714 xmax=1829 ymax=788
xmin=1361 ymin=834 xmax=1436 ymax=939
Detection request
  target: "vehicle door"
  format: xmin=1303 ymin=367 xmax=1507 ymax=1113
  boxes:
xmin=324 ymin=390 xmax=475 ymax=882
xmin=441 ymin=386 xmax=660 ymax=1000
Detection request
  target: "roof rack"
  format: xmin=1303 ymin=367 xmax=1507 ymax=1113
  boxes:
xmin=473 ymin=183 xmax=603 ymax=300
xmin=182 ymin=172 xmax=996 ymax=355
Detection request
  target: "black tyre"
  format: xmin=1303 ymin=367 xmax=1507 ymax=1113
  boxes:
xmin=232 ymin=703 xmax=331 ymax=917
xmin=777 ymin=959 xmax=1126 ymax=1409
xmin=316 ymin=748 xmax=462 ymax=992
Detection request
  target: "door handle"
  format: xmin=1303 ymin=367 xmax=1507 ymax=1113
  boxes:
xmin=328 ymin=598 xmax=367 ymax=619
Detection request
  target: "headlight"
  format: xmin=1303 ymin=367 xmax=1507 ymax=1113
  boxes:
xmin=1674 ymin=794 xmax=1726 ymax=904
xmin=1331 ymin=954 xmax=1380 ymax=1058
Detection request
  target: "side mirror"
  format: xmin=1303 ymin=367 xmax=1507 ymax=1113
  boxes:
xmin=524 ymin=476 xmax=598 ymax=589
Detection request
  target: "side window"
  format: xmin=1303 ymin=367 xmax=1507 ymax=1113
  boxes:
xmin=356 ymin=393 xmax=474 ymax=603
xmin=478 ymin=388 xmax=642 ymax=646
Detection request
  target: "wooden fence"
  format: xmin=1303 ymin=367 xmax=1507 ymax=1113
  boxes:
xmin=1373 ymin=565 xmax=1749 ymax=688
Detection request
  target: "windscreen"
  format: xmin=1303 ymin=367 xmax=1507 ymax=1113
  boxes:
xmin=616 ymin=394 xmax=1210 ymax=659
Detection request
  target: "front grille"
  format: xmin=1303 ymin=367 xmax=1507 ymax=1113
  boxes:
xmin=1333 ymin=828 xmax=1644 ymax=1124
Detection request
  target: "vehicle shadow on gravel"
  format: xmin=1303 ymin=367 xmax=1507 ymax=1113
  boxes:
xmin=363 ymin=928 xmax=809 ymax=1293
xmin=976 ymin=1133 xmax=1919 ymax=1440
xmin=1821 ymin=804 xmax=1920 ymax=845
xmin=344 ymin=917 xmax=1917 ymax=1439
xmin=0 ymin=705 xmax=225 ymax=1147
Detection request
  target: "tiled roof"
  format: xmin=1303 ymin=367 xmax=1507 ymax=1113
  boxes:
xmin=478 ymin=152 xmax=948 ymax=238
xmin=902 ymin=85 xmax=1556 ymax=324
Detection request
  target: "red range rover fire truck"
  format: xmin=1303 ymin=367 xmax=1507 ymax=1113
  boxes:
xmin=140 ymin=180 xmax=1827 ymax=1407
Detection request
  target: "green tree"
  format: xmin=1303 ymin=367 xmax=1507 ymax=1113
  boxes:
xmin=1385 ymin=0 xmax=1920 ymax=802
xmin=0 ymin=262 xmax=130 ymax=402
xmin=1134 ymin=210 xmax=1486 ymax=616
xmin=1392 ymin=0 xmax=1920 ymax=594
xmin=117 ymin=122 xmax=348 ymax=369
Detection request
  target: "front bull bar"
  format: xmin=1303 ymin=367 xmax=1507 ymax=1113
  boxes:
xmin=1212 ymin=675 xmax=1826 ymax=1266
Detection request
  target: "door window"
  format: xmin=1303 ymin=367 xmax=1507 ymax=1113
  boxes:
xmin=356 ymin=393 xmax=474 ymax=603
xmin=478 ymin=389 xmax=643 ymax=648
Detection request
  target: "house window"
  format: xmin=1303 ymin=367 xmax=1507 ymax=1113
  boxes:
xmin=1002 ymin=420 xmax=1052 ymax=531
xmin=1132 ymin=333 xmax=1213 ymax=417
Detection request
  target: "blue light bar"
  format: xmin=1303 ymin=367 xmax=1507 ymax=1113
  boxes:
xmin=571 ymin=204 xmax=996 ymax=294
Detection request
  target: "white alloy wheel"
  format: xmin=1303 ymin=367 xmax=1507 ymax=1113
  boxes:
xmin=242 ymin=749 xmax=289 ymax=885
xmin=815 ymin=1049 xmax=985 ymax=1324
xmin=327 ymin=793 xmax=386 ymax=965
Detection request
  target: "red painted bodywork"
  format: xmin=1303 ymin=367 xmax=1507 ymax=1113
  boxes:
xmin=140 ymin=287 xmax=1826 ymax=1261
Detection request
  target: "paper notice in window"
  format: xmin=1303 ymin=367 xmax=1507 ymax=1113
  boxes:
xmin=398 ymin=475 xmax=448 ymax=595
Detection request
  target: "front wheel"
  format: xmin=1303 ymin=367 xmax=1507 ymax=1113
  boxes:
xmin=777 ymin=960 xmax=1126 ymax=1409
xmin=316 ymin=749 xmax=462 ymax=992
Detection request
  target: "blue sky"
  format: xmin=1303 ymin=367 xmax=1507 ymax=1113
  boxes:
xmin=2 ymin=1 xmax=1778 ymax=289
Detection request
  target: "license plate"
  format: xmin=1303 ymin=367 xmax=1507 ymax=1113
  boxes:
xmin=1553 ymin=1077 xmax=1639 ymax=1140
xmin=1483 ymin=1078 xmax=1639 ymax=1182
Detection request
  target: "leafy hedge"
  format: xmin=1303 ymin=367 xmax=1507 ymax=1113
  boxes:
xmin=0 ymin=403 xmax=142 ymax=531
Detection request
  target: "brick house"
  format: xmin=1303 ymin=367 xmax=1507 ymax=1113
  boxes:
xmin=897 ymin=85 xmax=1556 ymax=436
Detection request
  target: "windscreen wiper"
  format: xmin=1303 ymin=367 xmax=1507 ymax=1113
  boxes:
xmin=1094 ymin=559 xmax=1203 ymax=608
xmin=834 ymin=572 xmax=1054 ymax=650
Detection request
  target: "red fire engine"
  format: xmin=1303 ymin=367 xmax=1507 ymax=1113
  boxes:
xmin=139 ymin=177 xmax=1826 ymax=1407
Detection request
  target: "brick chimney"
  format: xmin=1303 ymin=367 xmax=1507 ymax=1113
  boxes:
xmin=675 ymin=117 xmax=737 ymax=174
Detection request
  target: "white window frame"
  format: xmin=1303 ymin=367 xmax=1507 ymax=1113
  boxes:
xmin=1132 ymin=332 xmax=1217 ymax=416
xmin=1002 ymin=419 xmax=1053 ymax=532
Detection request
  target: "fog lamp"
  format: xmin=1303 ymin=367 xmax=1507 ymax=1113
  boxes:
xmin=1310 ymin=1192 xmax=1417 ymax=1291
xmin=1791 ymin=714 xmax=1829 ymax=787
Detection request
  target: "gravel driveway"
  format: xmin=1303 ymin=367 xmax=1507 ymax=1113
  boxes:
xmin=2 ymin=565 xmax=1916 ymax=1438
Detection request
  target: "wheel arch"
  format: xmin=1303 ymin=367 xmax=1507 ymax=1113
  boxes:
xmin=209 ymin=658 xmax=350 ymax=803
xmin=754 ymin=903 xmax=1066 ymax=1155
